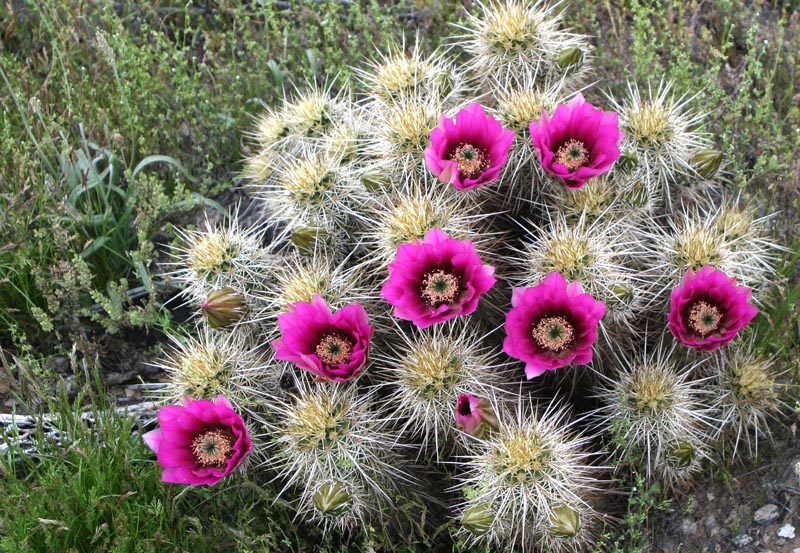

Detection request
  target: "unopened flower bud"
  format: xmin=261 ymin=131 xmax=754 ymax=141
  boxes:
xmin=361 ymin=168 xmax=388 ymax=191
xmin=312 ymin=481 xmax=351 ymax=516
xmin=557 ymin=46 xmax=584 ymax=70
xmin=548 ymin=504 xmax=582 ymax=538
xmin=691 ymin=149 xmax=724 ymax=179
xmin=615 ymin=151 xmax=639 ymax=173
xmin=456 ymin=394 xmax=499 ymax=438
xmin=461 ymin=504 xmax=494 ymax=536
xmin=623 ymin=181 xmax=650 ymax=208
xmin=434 ymin=71 xmax=456 ymax=97
xmin=292 ymin=227 xmax=326 ymax=251
xmin=607 ymin=283 xmax=634 ymax=307
xmin=668 ymin=441 xmax=695 ymax=468
xmin=202 ymin=288 xmax=247 ymax=329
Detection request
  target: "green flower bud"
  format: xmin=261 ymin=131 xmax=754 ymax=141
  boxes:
xmin=462 ymin=504 xmax=494 ymax=536
xmin=548 ymin=504 xmax=582 ymax=538
xmin=362 ymin=168 xmax=388 ymax=192
xmin=202 ymin=288 xmax=247 ymax=329
xmin=607 ymin=283 xmax=634 ymax=307
xmin=668 ymin=441 xmax=695 ymax=468
xmin=691 ymin=149 xmax=724 ymax=179
xmin=312 ymin=481 xmax=351 ymax=516
xmin=623 ymin=181 xmax=650 ymax=208
xmin=557 ymin=46 xmax=584 ymax=70
xmin=616 ymin=151 xmax=639 ymax=173
xmin=292 ymin=227 xmax=326 ymax=251
xmin=434 ymin=71 xmax=456 ymax=98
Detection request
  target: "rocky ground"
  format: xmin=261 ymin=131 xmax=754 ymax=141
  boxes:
xmin=654 ymin=419 xmax=800 ymax=553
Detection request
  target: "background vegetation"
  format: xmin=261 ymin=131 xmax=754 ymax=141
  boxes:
xmin=1 ymin=0 xmax=798 ymax=550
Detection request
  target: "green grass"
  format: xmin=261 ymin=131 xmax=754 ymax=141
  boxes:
xmin=1 ymin=0 xmax=799 ymax=551
xmin=0 ymin=376 xmax=389 ymax=552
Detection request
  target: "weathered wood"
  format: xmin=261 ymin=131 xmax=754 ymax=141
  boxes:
xmin=0 ymin=400 xmax=160 ymax=458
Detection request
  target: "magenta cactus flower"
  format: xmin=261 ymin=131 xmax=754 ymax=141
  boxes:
xmin=272 ymin=295 xmax=373 ymax=382
xmin=381 ymin=227 xmax=496 ymax=328
xmin=529 ymin=93 xmax=623 ymax=189
xmin=503 ymin=272 xmax=606 ymax=379
xmin=668 ymin=266 xmax=758 ymax=351
xmin=424 ymin=103 xmax=515 ymax=190
xmin=142 ymin=395 xmax=251 ymax=486
xmin=456 ymin=393 xmax=498 ymax=437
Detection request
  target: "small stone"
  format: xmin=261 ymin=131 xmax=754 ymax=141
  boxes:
xmin=705 ymin=513 xmax=720 ymax=538
xmin=778 ymin=524 xmax=796 ymax=539
xmin=731 ymin=533 xmax=752 ymax=547
xmin=707 ymin=492 xmax=716 ymax=501
xmin=754 ymin=504 xmax=780 ymax=525
xmin=792 ymin=547 xmax=800 ymax=553
xmin=681 ymin=518 xmax=698 ymax=535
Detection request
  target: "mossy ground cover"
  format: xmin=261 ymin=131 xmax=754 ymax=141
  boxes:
xmin=1 ymin=1 xmax=798 ymax=551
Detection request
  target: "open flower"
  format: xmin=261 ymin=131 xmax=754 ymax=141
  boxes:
xmin=669 ymin=266 xmax=757 ymax=351
xmin=142 ymin=395 xmax=251 ymax=486
xmin=424 ymin=103 xmax=515 ymax=190
xmin=503 ymin=272 xmax=606 ymax=378
xmin=381 ymin=228 xmax=496 ymax=328
xmin=456 ymin=393 xmax=499 ymax=437
xmin=272 ymin=295 xmax=373 ymax=382
xmin=529 ymin=93 xmax=623 ymax=189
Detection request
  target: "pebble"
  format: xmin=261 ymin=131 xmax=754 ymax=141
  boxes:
xmin=681 ymin=518 xmax=698 ymax=535
xmin=704 ymin=513 xmax=720 ymax=538
xmin=754 ymin=503 xmax=780 ymax=525
xmin=731 ymin=533 xmax=752 ymax=547
xmin=779 ymin=524 xmax=796 ymax=539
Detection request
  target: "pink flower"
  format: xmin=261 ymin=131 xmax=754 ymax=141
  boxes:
xmin=424 ymin=103 xmax=515 ymax=191
xmin=529 ymin=93 xmax=623 ymax=189
xmin=142 ymin=395 xmax=251 ymax=486
xmin=381 ymin=228 xmax=496 ymax=328
xmin=456 ymin=393 xmax=498 ymax=437
xmin=668 ymin=266 xmax=758 ymax=351
xmin=272 ymin=295 xmax=373 ymax=382
xmin=503 ymin=272 xmax=606 ymax=379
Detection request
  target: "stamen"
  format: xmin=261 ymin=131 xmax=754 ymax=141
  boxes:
xmin=315 ymin=332 xmax=355 ymax=366
xmin=421 ymin=269 xmax=461 ymax=306
xmin=191 ymin=428 xmax=235 ymax=467
xmin=451 ymin=143 xmax=490 ymax=179
xmin=555 ymin=139 xmax=590 ymax=171
xmin=532 ymin=316 xmax=575 ymax=352
xmin=688 ymin=301 xmax=723 ymax=336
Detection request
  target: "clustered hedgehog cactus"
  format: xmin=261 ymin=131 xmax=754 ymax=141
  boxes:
xmin=142 ymin=1 xmax=786 ymax=550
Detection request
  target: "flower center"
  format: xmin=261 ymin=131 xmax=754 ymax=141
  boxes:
xmin=451 ymin=143 xmax=490 ymax=179
xmin=421 ymin=269 xmax=461 ymax=306
xmin=457 ymin=397 xmax=473 ymax=416
xmin=315 ymin=332 xmax=354 ymax=366
xmin=191 ymin=428 xmax=235 ymax=467
xmin=555 ymin=139 xmax=590 ymax=171
xmin=531 ymin=316 xmax=575 ymax=352
xmin=688 ymin=301 xmax=723 ymax=336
